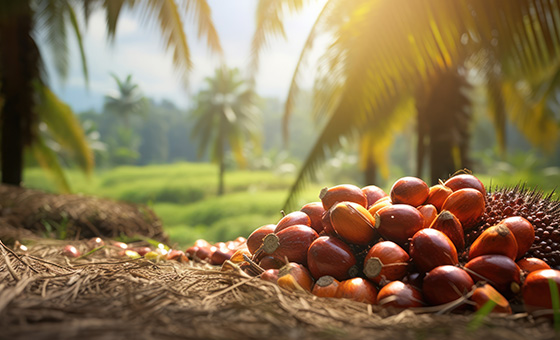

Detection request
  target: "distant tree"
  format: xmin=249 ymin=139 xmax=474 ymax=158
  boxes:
xmin=104 ymin=74 xmax=147 ymax=126
xmin=0 ymin=0 xmax=222 ymax=191
xmin=190 ymin=66 xmax=261 ymax=195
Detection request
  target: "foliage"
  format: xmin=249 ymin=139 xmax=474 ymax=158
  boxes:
xmin=104 ymin=74 xmax=148 ymax=126
xmin=190 ymin=66 xmax=262 ymax=195
xmin=0 ymin=0 xmax=222 ymax=190
xmin=251 ymin=0 xmax=560 ymax=210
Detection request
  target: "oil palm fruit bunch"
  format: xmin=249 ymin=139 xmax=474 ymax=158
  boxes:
xmin=194 ymin=172 xmax=560 ymax=318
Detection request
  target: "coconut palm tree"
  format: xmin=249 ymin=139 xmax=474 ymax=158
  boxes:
xmin=0 ymin=0 xmax=222 ymax=191
xmin=190 ymin=66 xmax=261 ymax=195
xmin=251 ymin=0 xmax=560 ymax=209
xmin=104 ymin=73 xmax=147 ymax=127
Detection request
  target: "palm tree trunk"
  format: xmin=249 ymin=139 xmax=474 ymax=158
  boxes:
xmin=218 ymin=154 xmax=225 ymax=196
xmin=363 ymin=157 xmax=378 ymax=186
xmin=217 ymin=114 xmax=226 ymax=196
xmin=417 ymin=70 xmax=471 ymax=184
xmin=0 ymin=1 xmax=35 ymax=186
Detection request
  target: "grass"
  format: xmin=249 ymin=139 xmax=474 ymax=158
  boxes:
xmin=22 ymin=162 xmax=325 ymax=248
xmin=22 ymin=161 xmax=560 ymax=249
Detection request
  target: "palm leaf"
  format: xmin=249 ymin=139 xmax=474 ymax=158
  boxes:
xmin=250 ymin=0 xmax=307 ymax=79
xmin=66 ymin=2 xmax=89 ymax=84
xmin=35 ymin=0 xmax=69 ymax=80
xmin=29 ymin=135 xmax=71 ymax=193
xmin=104 ymin=0 xmax=127 ymax=41
xmin=182 ymin=0 xmax=222 ymax=54
xmin=139 ymin=0 xmax=193 ymax=85
xmin=262 ymin=0 xmax=560 ymax=207
xmin=133 ymin=0 xmax=222 ymax=87
xmin=35 ymin=84 xmax=94 ymax=174
xmin=282 ymin=0 xmax=333 ymax=142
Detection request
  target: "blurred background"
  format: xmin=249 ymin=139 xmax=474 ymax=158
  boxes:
xmin=1 ymin=0 xmax=559 ymax=248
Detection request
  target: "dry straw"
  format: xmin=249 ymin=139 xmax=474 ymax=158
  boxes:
xmin=0 ymin=239 xmax=556 ymax=340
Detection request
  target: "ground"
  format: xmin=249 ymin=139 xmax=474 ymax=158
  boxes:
xmin=0 ymin=185 xmax=558 ymax=339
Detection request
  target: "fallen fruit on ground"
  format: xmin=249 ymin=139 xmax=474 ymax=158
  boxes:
xmin=183 ymin=171 xmax=560 ymax=320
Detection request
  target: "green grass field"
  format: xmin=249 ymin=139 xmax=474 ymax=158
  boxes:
xmin=22 ymin=163 xmax=325 ymax=248
xmin=22 ymin=162 xmax=559 ymax=249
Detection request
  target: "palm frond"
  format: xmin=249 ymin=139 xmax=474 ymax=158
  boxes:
xmin=501 ymin=78 xmax=560 ymax=152
xmin=278 ymin=0 xmax=560 ymax=206
xmin=183 ymin=0 xmax=222 ymax=55
xmin=35 ymin=0 xmax=69 ymax=80
xmin=29 ymin=135 xmax=71 ymax=193
xmin=282 ymin=0 xmax=333 ymax=143
xmin=250 ymin=0 xmax=307 ymax=79
xmin=35 ymin=84 xmax=94 ymax=175
xmin=66 ymin=2 xmax=88 ymax=84
xmin=138 ymin=0 xmax=193 ymax=86
xmin=104 ymin=0 xmax=127 ymax=41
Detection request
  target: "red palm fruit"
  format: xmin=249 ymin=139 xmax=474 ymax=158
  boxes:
xmin=468 ymin=224 xmax=518 ymax=261
xmin=374 ymin=204 xmax=425 ymax=245
xmin=194 ymin=246 xmax=212 ymax=261
xmin=409 ymin=229 xmax=458 ymax=273
xmin=330 ymin=201 xmax=377 ymax=245
xmin=471 ymin=284 xmax=512 ymax=314
xmin=418 ymin=204 xmax=438 ymax=228
xmin=307 ymin=236 xmax=358 ymax=281
xmin=423 ymin=265 xmax=474 ymax=306
xmin=321 ymin=209 xmax=336 ymax=236
xmin=275 ymin=211 xmax=311 ymax=233
xmin=429 ymin=210 xmax=465 ymax=251
xmin=185 ymin=246 xmax=198 ymax=257
xmin=261 ymin=225 xmax=319 ymax=266
xmin=260 ymin=269 xmax=279 ymax=284
xmin=363 ymin=241 xmax=410 ymax=284
xmin=390 ymin=176 xmax=429 ymax=207
xmin=234 ymin=236 xmax=247 ymax=245
xmin=376 ymin=281 xmax=424 ymax=309
xmin=277 ymin=262 xmax=314 ymax=292
xmin=62 ymin=245 xmax=80 ymax=258
xmin=335 ymin=277 xmax=378 ymax=304
xmin=246 ymin=224 xmax=276 ymax=254
xmin=361 ymin=185 xmax=388 ymax=209
xmin=523 ymin=269 xmax=560 ymax=316
xmin=499 ymin=216 xmax=535 ymax=259
xmin=517 ymin=257 xmax=551 ymax=273
xmin=319 ymin=184 xmax=368 ymax=210
xmin=210 ymin=246 xmax=233 ymax=265
xmin=259 ymin=256 xmax=285 ymax=270
xmin=311 ymin=275 xmax=340 ymax=298
xmin=464 ymin=254 xmax=522 ymax=297
xmin=442 ymin=188 xmax=485 ymax=230
xmin=166 ymin=249 xmax=189 ymax=262
xmin=194 ymin=239 xmax=211 ymax=249
xmin=225 ymin=241 xmax=238 ymax=251
xmin=424 ymin=184 xmax=453 ymax=211
xmin=444 ymin=174 xmax=487 ymax=197
xmin=300 ymin=202 xmax=326 ymax=233
xmin=368 ymin=198 xmax=392 ymax=218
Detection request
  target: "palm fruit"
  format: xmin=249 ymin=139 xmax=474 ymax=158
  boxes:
xmin=466 ymin=185 xmax=560 ymax=269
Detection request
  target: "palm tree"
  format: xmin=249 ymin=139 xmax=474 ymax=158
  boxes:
xmin=0 ymin=0 xmax=222 ymax=191
xmin=104 ymin=74 xmax=147 ymax=126
xmin=190 ymin=66 xmax=261 ymax=195
xmin=251 ymin=0 xmax=560 ymax=209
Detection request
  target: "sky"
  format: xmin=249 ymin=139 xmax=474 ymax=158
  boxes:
xmin=41 ymin=0 xmax=327 ymax=112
